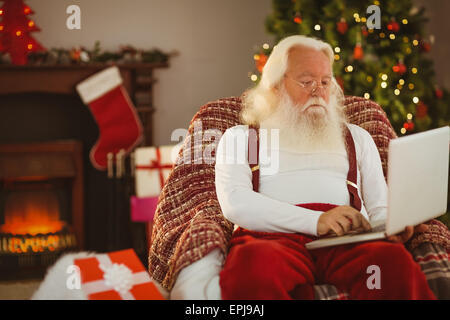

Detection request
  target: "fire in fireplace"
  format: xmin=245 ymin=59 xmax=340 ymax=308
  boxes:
xmin=0 ymin=181 xmax=76 ymax=254
xmin=2 ymin=185 xmax=65 ymax=236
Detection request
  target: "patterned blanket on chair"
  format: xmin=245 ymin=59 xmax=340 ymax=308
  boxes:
xmin=148 ymin=96 xmax=450 ymax=299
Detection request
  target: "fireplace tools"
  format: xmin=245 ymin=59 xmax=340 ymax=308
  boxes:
xmin=106 ymin=149 xmax=132 ymax=251
xmin=105 ymin=149 xmax=148 ymax=266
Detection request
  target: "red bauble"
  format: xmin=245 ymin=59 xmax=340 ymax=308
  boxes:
xmin=416 ymin=102 xmax=428 ymax=119
xmin=393 ymin=62 xmax=407 ymax=75
xmin=294 ymin=13 xmax=302 ymax=24
xmin=387 ymin=20 xmax=400 ymax=33
xmin=362 ymin=26 xmax=369 ymax=37
xmin=337 ymin=18 xmax=348 ymax=35
xmin=420 ymin=41 xmax=431 ymax=52
xmin=435 ymin=88 xmax=443 ymax=99
xmin=353 ymin=44 xmax=364 ymax=60
xmin=256 ymin=53 xmax=268 ymax=73
xmin=403 ymin=122 xmax=415 ymax=131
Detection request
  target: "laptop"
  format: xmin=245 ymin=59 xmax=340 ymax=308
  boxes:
xmin=306 ymin=126 xmax=449 ymax=250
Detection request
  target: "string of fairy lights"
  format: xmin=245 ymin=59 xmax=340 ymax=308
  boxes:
xmin=250 ymin=1 xmax=438 ymax=135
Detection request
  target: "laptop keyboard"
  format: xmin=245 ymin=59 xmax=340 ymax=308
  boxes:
xmin=371 ymin=222 xmax=386 ymax=232
xmin=322 ymin=221 xmax=386 ymax=238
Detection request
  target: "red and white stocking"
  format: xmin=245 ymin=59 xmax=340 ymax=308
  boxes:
xmin=76 ymin=66 xmax=143 ymax=170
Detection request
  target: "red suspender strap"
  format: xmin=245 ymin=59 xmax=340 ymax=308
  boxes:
xmin=248 ymin=124 xmax=362 ymax=212
xmin=248 ymin=125 xmax=260 ymax=192
xmin=344 ymin=125 xmax=362 ymax=212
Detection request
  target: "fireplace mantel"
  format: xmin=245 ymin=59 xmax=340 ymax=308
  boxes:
xmin=0 ymin=62 xmax=169 ymax=145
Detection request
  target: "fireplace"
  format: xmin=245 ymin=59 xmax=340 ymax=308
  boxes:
xmin=0 ymin=141 xmax=83 ymax=274
xmin=0 ymin=64 xmax=168 ymax=275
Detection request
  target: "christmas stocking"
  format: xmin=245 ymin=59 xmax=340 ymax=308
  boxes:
xmin=76 ymin=66 xmax=143 ymax=170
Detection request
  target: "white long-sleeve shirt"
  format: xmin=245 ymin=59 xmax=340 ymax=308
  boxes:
xmin=170 ymin=123 xmax=388 ymax=300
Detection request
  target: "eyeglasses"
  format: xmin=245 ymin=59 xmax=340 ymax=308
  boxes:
xmin=285 ymin=76 xmax=334 ymax=93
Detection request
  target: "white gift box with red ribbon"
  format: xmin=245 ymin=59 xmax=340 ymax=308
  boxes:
xmin=134 ymin=144 xmax=180 ymax=197
xmin=132 ymin=144 xmax=180 ymax=222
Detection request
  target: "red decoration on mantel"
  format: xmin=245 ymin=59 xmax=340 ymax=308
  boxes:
xmin=76 ymin=66 xmax=143 ymax=170
xmin=0 ymin=0 xmax=46 ymax=65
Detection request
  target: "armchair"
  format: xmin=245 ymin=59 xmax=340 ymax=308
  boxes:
xmin=148 ymin=96 xmax=450 ymax=299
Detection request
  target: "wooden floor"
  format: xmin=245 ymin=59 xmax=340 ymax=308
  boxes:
xmin=0 ymin=279 xmax=42 ymax=300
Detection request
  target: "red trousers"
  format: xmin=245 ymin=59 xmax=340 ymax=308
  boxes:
xmin=219 ymin=203 xmax=436 ymax=300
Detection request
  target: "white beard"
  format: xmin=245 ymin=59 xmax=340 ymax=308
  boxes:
xmin=260 ymin=88 xmax=347 ymax=154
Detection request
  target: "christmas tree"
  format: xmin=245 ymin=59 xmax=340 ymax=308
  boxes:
xmin=0 ymin=0 xmax=45 ymax=65
xmin=251 ymin=0 xmax=450 ymax=136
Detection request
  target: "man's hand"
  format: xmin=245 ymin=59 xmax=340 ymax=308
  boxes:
xmin=386 ymin=224 xmax=429 ymax=243
xmin=317 ymin=205 xmax=372 ymax=237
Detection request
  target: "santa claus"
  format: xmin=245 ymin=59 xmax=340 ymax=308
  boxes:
xmin=169 ymin=35 xmax=434 ymax=300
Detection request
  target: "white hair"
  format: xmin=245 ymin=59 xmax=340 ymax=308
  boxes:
xmin=240 ymin=35 xmax=344 ymax=126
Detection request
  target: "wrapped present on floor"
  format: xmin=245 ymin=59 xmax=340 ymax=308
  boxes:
xmin=131 ymin=144 xmax=181 ymax=222
xmin=74 ymin=249 xmax=164 ymax=300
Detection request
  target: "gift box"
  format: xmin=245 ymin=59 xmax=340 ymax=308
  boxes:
xmin=134 ymin=144 xmax=181 ymax=198
xmin=73 ymin=249 xmax=164 ymax=300
xmin=132 ymin=144 xmax=180 ymax=223
xmin=133 ymin=145 xmax=180 ymax=248
xmin=130 ymin=195 xmax=159 ymax=222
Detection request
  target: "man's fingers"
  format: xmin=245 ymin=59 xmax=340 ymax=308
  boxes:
xmin=347 ymin=211 xmax=371 ymax=231
xmin=414 ymin=224 xmax=429 ymax=233
xmin=330 ymin=221 xmax=345 ymax=236
xmin=388 ymin=226 xmax=414 ymax=243
xmin=402 ymin=226 xmax=414 ymax=242
xmin=360 ymin=216 xmax=372 ymax=231
xmin=336 ymin=216 xmax=352 ymax=233
xmin=405 ymin=225 xmax=414 ymax=235
xmin=387 ymin=235 xmax=402 ymax=243
xmin=342 ymin=211 xmax=362 ymax=229
xmin=353 ymin=212 xmax=363 ymax=229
